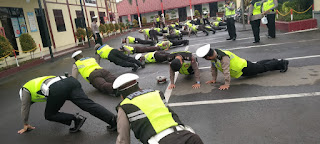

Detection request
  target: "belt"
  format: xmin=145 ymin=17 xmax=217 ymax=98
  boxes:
xmin=148 ymin=125 xmax=194 ymax=144
xmin=41 ymin=76 xmax=67 ymax=96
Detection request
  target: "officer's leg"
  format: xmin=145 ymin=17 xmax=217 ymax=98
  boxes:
xmin=96 ymin=33 xmax=103 ymax=45
xmin=170 ymin=40 xmax=187 ymax=46
xmin=108 ymin=50 xmax=138 ymax=68
xmin=156 ymin=31 xmax=163 ymax=36
xmin=154 ymin=51 xmax=169 ymax=63
xmin=114 ymin=50 xmax=142 ymax=67
xmin=151 ymin=30 xmax=159 ymax=43
xmin=44 ymin=80 xmax=76 ymax=126
xmin=198 ymin=25 xmax=209 ymax=36
xmin=135 ymin=46 xmax=160 ymax=53
xmin=267 ymin=14 xmax=276 ymax=38
xmin=136 ymin=38 xmax=154 ymax=45
xmin=88 ymin=70 xmax=114 ymax=94
xmin=226 ymin=18 xmax=232 ymax=38
xmin=68 ymin=78 xmax=116 ymax=126
xmin=159 ymin=130 xmax=204 ymax=144
xmin=251 ymin=20 xmax=260 ymax=42
xmin=230 ymin=18 xmax=237 ymax=38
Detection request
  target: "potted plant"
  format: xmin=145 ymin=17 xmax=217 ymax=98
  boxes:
xmin=19 ymin=33 xmax=37 ymax=59
xmin=0 ymin=35 xmax=13 ymax=67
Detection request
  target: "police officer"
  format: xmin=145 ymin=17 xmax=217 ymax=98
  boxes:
xmin=113 ymin=73 xmax=204 ymax=144
xmin=154 ymin=14 xmax=161 ymax=28
xmin=71 ymin=50 xmax=118 ymax=94
xmin=156 ymin=38 xmax=189 ymax=51
xmin=168 ymin=51 xmax=201 ymax=89
xmin=203 ymin=11 xmax=210 ymax=25
xmin=185 ymin=21 xmax=209 ymax=37
xmin=91 ymin=16 xmax=102 ymax=45
xmin=248 ymin=0 xmax=263 ymax=43
xmin=262 ymin=0 xmax=278 ymax=38
xmin=135 ymin=51 xmax=170 ymax=64
xmin=139 ymin=28 xmax=162 ymax=43
xmin=17 ymin=75 xmax=117 ymax=134
xmin=121 ymin=36 xmax=155 ymax=46
xmin=119 ymin=45 xmax=160 ymax=55
xmin=225 ymin=0 xmax=237 ymax=41
xmin=94 ymin=44 xmax=144 ymax=71
xmin=196 ymin=44 xmax=289 ymax=90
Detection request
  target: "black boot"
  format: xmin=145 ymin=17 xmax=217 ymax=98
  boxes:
xmin=70 ymin=113 xmax=87 ymax=133
xmin=106 ymin=115 xmax=117 ymax=132
xmin=132 ymin=65 xmax=139 ymax=72
xmin=280 ymin=59 xmax=289 ymax=73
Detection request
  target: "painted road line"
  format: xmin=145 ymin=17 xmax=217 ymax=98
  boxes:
xmin=164 ymin=46 xmax=189 ymax=102
xmin=168 ymin=92 xmax=320 ymax=107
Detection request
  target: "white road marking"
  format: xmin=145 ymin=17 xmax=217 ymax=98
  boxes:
xmin=164 ymin=46 xmax=189 ymax=102
xmin=168 ymin=92 xmax=320 ymax=107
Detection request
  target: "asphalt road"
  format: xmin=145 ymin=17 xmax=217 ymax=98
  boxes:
xmin=1 ymin=24 xmax=320 ymax=144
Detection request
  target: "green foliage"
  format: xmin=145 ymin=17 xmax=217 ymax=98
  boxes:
xmin=165 ymin=14 xmax=170 ymax=21
xmin=108 ymin=23 xmax=115 ymax=32
xmin=104 ymin=24 xmax=110 ymax=33
xmin=75 ymin=28 xmax=86 ymax=41
xmin=99 ymin=24 xmax=106 ymax=33
xmin=194 ymin=10 xmax=200 ymax=17
xmin=87 ymin=27 xmax=93 ymax=38
xmin=277 ymin=0 xmax=313 ymax=22
xmin=218 ymin=3 xmax=224 ymax=7
xmin=202 ymin=8 xmax=207 ymax=11
xmin=119 ymin=22 xmax=125 ymax=29
xmin=142 ymin=17 xmax=147 ymax=26
xmin=0 ymin=35 xmax=13 ymax=58
xmin=132 ymin=19 xmax=138 ymax=27
xmin=19 ymin=33 xmax=36 ymax=53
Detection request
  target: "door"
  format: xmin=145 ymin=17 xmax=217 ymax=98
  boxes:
xmin=178 ymin=7 xmax=187 ymax=22
xmin=209 ymin=2 xmax=218 ymax=17
xmin=1 ymin=18 xmax=19 ymax=55
xmin=35 ymin=9 xmax=51 ymax=47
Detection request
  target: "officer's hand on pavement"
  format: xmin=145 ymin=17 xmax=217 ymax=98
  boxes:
xmin=18 ymin=124 xmax=35 ymax=134
xmin=219 ymin=85 xmax=230 ymax=90
xmin=206 ymin=80 xmax=216 ymax=84
xmin=247 ymin=20 xmax=250 ymax=24
xmin=168 ymin=84 xmax=176 ymax=89
xmin=192 ymin=83 xmax=201 ymax=89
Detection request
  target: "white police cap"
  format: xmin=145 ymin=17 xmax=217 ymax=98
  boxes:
xmin=135 ymin=54 xmax=142 ymax=60
xmin=92 ymin=16 xmax=98 ymax=19
xmin=113 ymin=73 xmax=139 ymax=89
xmin=72 ymin=50 xmax=82 ymax=58
xmin=196 ymin=44 xmax=211 ymax=58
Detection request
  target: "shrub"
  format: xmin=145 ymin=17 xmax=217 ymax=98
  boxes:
xmin=99 ymin=24 xmax=106 ymax=33
xmin=132 ymin=19 xmax=138 ymax=27
xmin=194 ymin=10 xmax=200 ymax=17
xmin=0 ymin=35 xmax=13 ymax=66
xmin=115 ymin=23 xmax=120 ymax=31
xmin=75 ymin=28 xmax=86 ymax=41
xmin=19 ymin=33 xmax=36 ymax=53
xmin=87 ymin=27 xmax=93 ymax=38
xmin=165 ymin=14 xmax=170 ymax=21
xmin=142 ymin=17 xmax=147 ymax=26
xmin=108 ymin=23 xmax=115 ymax=32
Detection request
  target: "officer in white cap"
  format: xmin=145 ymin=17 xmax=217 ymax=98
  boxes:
xmin=202 ymin=11 xmax=210 ymax=25
xmin=196 ymin=44 xmax=289 ymax=90
xmin=91 ymin=15 xmax=102 ymax=45
xmin=113 ymin=73 xmax=204 ymax=144
xmin=71 ymin=50 xmax=118 ymax=95
xmin=17 ymin=75 xmax=117 ymax=134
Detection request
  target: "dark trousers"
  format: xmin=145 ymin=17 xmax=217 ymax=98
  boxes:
xmin=171 ymin=40 xmax=189 ymax=46
xmin=167 ymin=34 xmax=182 ymax=40
xmin=203 ymin=18 xmax=210 ymax=25
xmin=266 ymin=14 xmax=276 ymax=38
xmin=93 ymin=33 xmax=103 ymax=46
xmin=250 ymin=19 xmax=261 ymax=42
xmin=108 ymin=49 xmax=142 ymax=68
xmin=197 ymin=25 xmax=209 ymax=35
xmin=134 ymin=46 xmax=160 ymax=53
xmin=204 ymin=26 xmax=216 ymax=33
xmin=242 ymin=60 xmax=284 ymax=76
xmin=154 ymin=51 xmax=170 ymax=63
xmin=159 ymin=130 xmax=204 ymax=144
xmin=45 ymin=77 xmax=116 ymax=127
xmin=88 ymin=69 xmax=116 ymax=94
xmin=149 ymin=30 xmax=160 ymax=43
xmin=135 ymin=38 xmax=154 ymax=45
xmin=156 ymin=22 xmax=160 ymax=28
xmin=181 ymin=31 xmax=189 ymax=35
xmin=227 ymin=18 xmax=236 ymax=38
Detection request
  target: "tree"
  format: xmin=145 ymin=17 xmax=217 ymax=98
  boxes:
xmin=19 ymin=33 xmax=37 ymax=59
xmin=75 ymin=28 xmax=86 ymax=41
xmin=104 ymin=24 xmax=110 ymax=35
xmin=99 ymin=24 xmax=106 ymax=33
xmin=87 ymin=27 xmax=93 ymax=39
xmin=0 ymin=35 xmax=13 ymax=66
xmin=115 ymin=23 xmax=120 ymax=32
xmin=108 ymin=23 xmax=115 ymax=33
xmin=194 ymin=10 xmax=200 ymax=17
xmin=132 ymin=19 xmax=138 ymax=27
xmin=142 ymin=17 xmax=147 ymax=26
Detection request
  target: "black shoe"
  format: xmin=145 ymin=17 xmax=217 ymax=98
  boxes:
xmin=226 ymin=38 xmax=232 ymax=40
xmin=141 ymin=63 xmax=145 ymax=68
xmin=205 ymin=32 xmax=209 ymax=36
xmin=107 ymin=116 xmax=117 ymax=132
xmin=280 ymin=59 xmax=289 ymax=73
xmin=212 ymin=31 xmax=216 ymax=34
xmin=184 ymin=40 xmax=189 ymax=46
xmin=253 ymin=41 xmax=260 ymax=43
xmin=132 ymin=66 xmax=139 ymax=72
xmin=70 ymin=114 xmax=87 ymax=133
xmin=232 ymin=37 xmax=236 ymax=41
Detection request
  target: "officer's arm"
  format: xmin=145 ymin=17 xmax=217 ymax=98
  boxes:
xmin=164 ymin=42 xmax=170 ymax=50
xmin=169 ymin=66 xmax=175 ymax=84
xmin=269 ymin=0 xmax=278 ymax=12
xmin=116 ymin=107 xmax=131 ymax=144
xmin=71 ymin=64 xmax=79 ymax=79
xmin=123 ymin=46 xmax=131 ymax=54
xmin=191 ymin=57 xmax=200 ymax=83
xmin=21 ymin=89 xmax=31 ymax=125
xmin=144 ymin=33 xmax=148 ymax=40
xmin=248 ymin=4 xmax=254 ymax=22
xmin=126 ymin=38 xmax=129 ymax=45
xmin=95 ymin=53 xmax=101 ymax=64
xmin=211 ymin=63 xmax=218 ymax=81
xmin=221 ymin=56 xmax=231 ymax=85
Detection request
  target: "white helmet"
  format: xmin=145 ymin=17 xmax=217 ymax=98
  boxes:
xmin=72 ymin=50 xmax=82 ymax=58
xmin=196 ymin=44 xmax=211 ymax=58
xmin=113 ymin=73 xmax=139 ymax=89
xmin=135 ymin=54 xmax=142 ymax=60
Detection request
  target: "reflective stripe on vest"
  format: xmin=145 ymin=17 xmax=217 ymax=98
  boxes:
xmin=120 ymin=89 xmax=178 ymax=143
xmin=96 ymin=44 xmax=114 ymax=59
xmin=144 ymin=52 xmax=156 ymax=63
xmin=225 ymin=2 xmax=236 ymax=16
xmin=211 ymin=50 xmax=247 ymax=78
xmin=263 ymin=0 xmax=275 ymax=12
xmin=179 ymin=62 xmax=191 ymax=75
xmin=23 ymin=76 xmax=56 ymax=102
xmin=127 ymin=36 xmax=135 ymax=44
xmin=163 ymin=27 xmax=168 ymax=30
xmin=144 ymin=29 xmax=150 ymax=38
xmin=123 ymin=45 xmax=134 ymax=55
xmin=156 ymin=41 xmax=172 ymax=50
xmin=75 ymin=57 xmax=102 ymax=82
xmin=253 ymin=1 xmax=262 ymax=16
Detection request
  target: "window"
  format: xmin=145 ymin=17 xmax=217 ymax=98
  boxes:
xmin=99 ymin=12 xmax=105 ymax=24
xmin=75 ymin=10 xmax=85 ymax=28
xmin=53 ymin=9 xmax=66 ymax=32
xmin=85 ymin=0 xmax=96 ymax=6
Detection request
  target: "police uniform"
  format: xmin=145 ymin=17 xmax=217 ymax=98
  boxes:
xmin=19 ymin=76 xmax=117 ymax=132
xmin=125 ymin=36 xmax=154 ymax=46
xmin=248 ymin=0 xmax=263 ymax=43
xmin=156 ymin=40 xmax=188 ymax=50
xmin=121 ymin=45 xmax=160 ymax=55
xmin=262 ymin=0 xmax=278 ymax=38
xmin=154 ymin=15 xmax=161 ymax=28
xmin=203 ymin=12 xmax=210 ymax=25
xmin=114 ymin=73 xmax=204 ymax=144
xmin=142 ymin=28 xmax=162 ymax=43
xmin=225 ymin=1 xmax=237 ymax=40
xmin=136 ymin=51 xmax=170 ymax=64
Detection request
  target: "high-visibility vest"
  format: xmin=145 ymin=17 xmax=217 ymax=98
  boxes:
xmin=96 ymin=44 xmax=114 ymax=59
xmin=123 ymin=45 xmax=134 ymax=55
xmin=179 ymin=62 xmax=192 ymax=75
xmin=253 ymin=1 xmax=262 ymax=16
xmin=205 ymin=25 xmax=213 ymax=29
xmin=225 ymin=2 xmax=235 ymax=16
xmin=217 ymin=17 xmax=222 ymax=22
xmin=213 ymin=22 xmax=219 ymax=27
xmin=144 ymin=52 xmax=156 ymax=63
xmin=75 ymin=57 xmax=102 ymax=81
xmin=154 ymin=28 xmax=161 ymax=33
xmin=211 ymin=50 xmax=247 ymax=78
xmin=170 ymin=24 xmax=175 ymax=28
xmin=156 ymin=41 xmax=172 ymax=50
xmin=163 ymin=27 xmax=168 ymax=31
xmin=119 ymin=89 xmax=179 ymax=144
xmin=174 ymin=29 xmax=180 ymax=35
xmin=263 ymin=0 xmax=275 ymax=12
xmin=204 ymin=14 xmax=208 ymax=18
xmin=127 ymin=36 xmax=135 ymax=44
xmin=23 ymin=76 xmax=56 ymax=102
xmin=144 ymin=29 xmax=150 ymax=38
xmin=156 ymin=17 xmax=160 ymax=22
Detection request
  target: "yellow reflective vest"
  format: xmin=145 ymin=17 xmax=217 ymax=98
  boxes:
xmin=144 ymin=29 xmax=151 ymax=38
xmin=96 ymin=44 xmax=114 ymax=59
xmin=123 ymin=45 xmax=135 ymax=55
xmin=263 ymin=0 xmax=275 ymax=12
xmin=75 ymin=57 xmax=102 ymax=82
xmin=23 ymin=76 xmax=56 ymax=102
xmin=225 ymin=2 xmax=235 ymax=16
xmin=156 ymin=41 xmax=172 ymax=50
xmin=179 ymin=62 xmax=192 ymax=75
xmin=253 ymin=1 xmax=262 ymax=16
xmin=144 ymin=52 xmax=156 ymax=63
xmin=127 ymin=36 xmax=135 ymax=44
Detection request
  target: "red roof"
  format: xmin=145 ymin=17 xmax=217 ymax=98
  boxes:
xmin=117 ymin=0 xmax=223 ymax=16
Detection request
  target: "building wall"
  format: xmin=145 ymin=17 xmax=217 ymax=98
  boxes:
xmin=141 ymin=11 xmax=158 ymax=23
xmin=314 ymin=0 xmax=320 ymax=28
xmin=315 ymin=0 xmax=319 ymax=11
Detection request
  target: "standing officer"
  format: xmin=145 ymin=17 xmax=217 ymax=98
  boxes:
xmin=17 ymin=75 xmax=117 ymax=134
xmin=203 ymin=11 xmax=210 ymax=25
xmin=113 ymin=73 xmax=204 ymax=144
xmin=248 ymin=0 xmax=263 ymax=43
xmin=262 ymin=0 xmax=278 ymax=38
xmin=91 ymin=16 xmax=102 ymax=45
xmin=94 ymin=44 xmax=144 ymax=71
xmin=135 ymin=51 xmax=170 ymax=64
xmin=154 ymin=14 xmax=161 ymax=28
xmin=196 ymin=44 xmax=289 ymax=90
xmin=168 ymin=51 xmax=201 ymax=89
xmin=121 ymin=36 xmax=155 ymax=46
xmin=225 ymin=0 xmax=237 ymax=41
xmin=119 ymin=45 xmax=160 ymax=55
xmin=71 ymin=50 xmax=118 ymax=94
